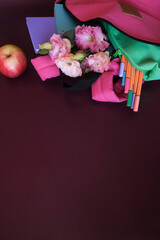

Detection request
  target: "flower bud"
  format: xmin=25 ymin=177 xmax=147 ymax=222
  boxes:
xmin=70 ymin=52 xmax=87 ymax=61
xmin=39 ymin=41 xmax=53 ymax=50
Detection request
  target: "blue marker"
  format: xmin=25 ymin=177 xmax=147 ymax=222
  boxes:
xmin=122 ymin=70 xmax=126 ymax=86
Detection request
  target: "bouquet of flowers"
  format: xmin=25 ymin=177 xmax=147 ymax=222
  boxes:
xmin=29 ymin=0 xmax=154 ymax=112
xmin=37 ymin=25 xmax=111 ymax=78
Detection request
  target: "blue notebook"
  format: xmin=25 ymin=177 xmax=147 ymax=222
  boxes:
xmin=54 ymin=4 xmax=79 ymax=34
xmin=26 ymin=17 xmax=57 ymax=53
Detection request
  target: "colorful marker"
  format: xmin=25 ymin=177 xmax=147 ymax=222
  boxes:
xmin=127 ymin=65 xmax=135 ymax=107
xmin=122 ymin=56 xmax=127 ymax=86
xmin=119 ymin=55 xmax=125 ymax=77
xmin=124 ymin=60 xmax=131 ymax=94
xmin=131 ymin=69 xmax=139 ymax=109
xmin=133 ymin=71 xmax=143 ymax=112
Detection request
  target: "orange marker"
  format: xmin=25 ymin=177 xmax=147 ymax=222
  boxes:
xmin=124 ymin=60 xmax=131 ymax=93
xmin=133 ymin=71 xmax=143 ymax=112
xmin=124 ymin=57 xmax=127 ymax=71
xmin=131 ymin=69 xmax=139 ymax=109
xmin=136 ymin=71 xmax=143 ymax=95
xmin=133 ymin=69 xmax=139 ymax=94
xmin=127 ymin=65 xmax=135 ymax=107
xmin=129 ymin=65 xmax=135 ymax=91
xmin=121 ymin=55 xmax=125 ymax=63
xmin=119 ymin=55 xmax=125 ymax=77
xmin=126 ymin=60 xmax=131 ymax=78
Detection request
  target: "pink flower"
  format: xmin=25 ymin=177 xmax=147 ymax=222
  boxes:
xmin=55 ymin=57 xmax=82 ymax=78
xmin=85 ymin=51 xmax=110 ymax=73
xmin=49 ymin=34 xmax=71 ymax=62
xmin=75 ymin=25 xmax=109 ymax=53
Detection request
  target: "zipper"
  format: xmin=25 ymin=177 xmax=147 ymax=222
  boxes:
xmin=112 ymin=49 xmax=122 ymax=59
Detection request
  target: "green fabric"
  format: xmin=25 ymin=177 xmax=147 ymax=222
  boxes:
xmin=103 ymin=22 xmax=160 ymax=81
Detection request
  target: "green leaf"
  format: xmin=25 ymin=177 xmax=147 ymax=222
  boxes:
xmin=37 ymin=49 xmax=49 ymax=55
xmin=84 ymin=67 xmax=90 ymax=74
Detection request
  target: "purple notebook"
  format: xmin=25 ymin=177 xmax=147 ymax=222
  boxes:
xmin=26 ymin=17 xmax=57 ymax=53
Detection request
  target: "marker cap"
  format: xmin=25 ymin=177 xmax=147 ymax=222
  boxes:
xmin=119 ymin=62 xmax=124 ymax=77
xmin=127 ymin=90 xmax=133 ymax=107
xmin=133 ymin=95 xmax=140 ymax=112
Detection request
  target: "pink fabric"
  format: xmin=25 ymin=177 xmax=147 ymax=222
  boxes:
xmin=31 ymin=55 xmax=127 ymax=103
xmin=64 ymin=0 xmax=160 ymax=44
xmin=91 ymin=58 xmax=127 ymax=102
xmin=31 ymin=55 xmax=60 ymax=81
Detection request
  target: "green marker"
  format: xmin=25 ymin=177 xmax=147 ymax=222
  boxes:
xmin=127 ymin=90 xmax=133 ymax=107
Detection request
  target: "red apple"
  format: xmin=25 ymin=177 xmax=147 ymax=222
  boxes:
xmin=0 ymin=44 xmax=27 ymax=78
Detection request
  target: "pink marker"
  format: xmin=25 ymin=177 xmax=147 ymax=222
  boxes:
xmin=124 ymin=77 xmax=130 ymax=94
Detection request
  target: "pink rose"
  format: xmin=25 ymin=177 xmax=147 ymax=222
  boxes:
xmin=55 ymin=57 xmax=82 ymax=78
xmin=75 ymin=25 xmax=109 ymax=53
xmin=85 ymin=51 xmax=110 ymax=73
xmin=49 ymin=34 xmax=71 ymax=62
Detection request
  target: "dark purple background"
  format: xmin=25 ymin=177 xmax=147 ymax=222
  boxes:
xmin=0 ymin=1 xmax=160 ymax=240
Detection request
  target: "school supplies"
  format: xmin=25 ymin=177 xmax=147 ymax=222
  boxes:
xmin=29 ymin=1 xmax=160 ymax=113
xmin=120 ymin=55 xmax=144 ymax=112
